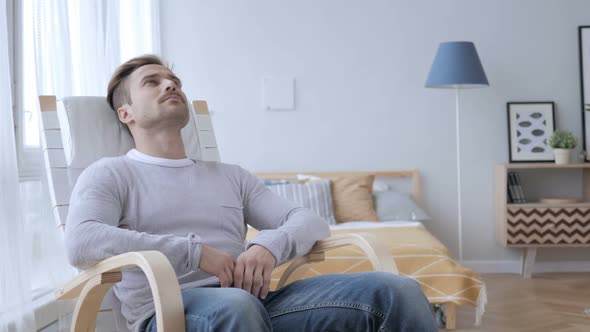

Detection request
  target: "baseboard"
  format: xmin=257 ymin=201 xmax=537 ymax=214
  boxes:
xmin=534 ymin=260 xmax=590 ymax=273
xmin=34 ymin=291 xmax=59 ymax=331
xmin=462 ymin=260 xmax=521 ymax=273
xmin=462 ymin=260 xmax=590 ymax=274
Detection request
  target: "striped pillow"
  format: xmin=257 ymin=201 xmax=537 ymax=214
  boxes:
xmin=266 ymin=180 xmax=336 ymax=225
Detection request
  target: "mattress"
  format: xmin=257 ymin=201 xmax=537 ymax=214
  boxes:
xmin=246 ymin=221 xmax=486 ymax=325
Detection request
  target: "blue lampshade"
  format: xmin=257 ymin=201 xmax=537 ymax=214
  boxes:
xmin=425 ymin=41 xmax=489 ymax=89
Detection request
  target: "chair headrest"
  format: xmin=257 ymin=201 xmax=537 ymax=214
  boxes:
xmin=57 ymin=96 xmax=202 ymax=168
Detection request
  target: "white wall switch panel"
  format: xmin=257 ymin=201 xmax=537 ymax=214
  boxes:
xmin=262 ymin=76 xmax=295 ymax=110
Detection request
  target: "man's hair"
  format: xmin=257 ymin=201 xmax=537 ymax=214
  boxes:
xmin=107 ymin=54 xmax=165 ymax=112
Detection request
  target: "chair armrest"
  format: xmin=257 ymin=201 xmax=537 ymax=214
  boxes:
xmin=56 ymin=251 xmax=185 ymax=332
xmin=310 ymin=233 xmax=397 ymax=273
xmin=277 ymin=233 xmax=398 ymax=288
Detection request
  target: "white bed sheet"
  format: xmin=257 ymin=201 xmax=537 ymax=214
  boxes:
xmin=330 ymin=220 xmax=423 ymax=230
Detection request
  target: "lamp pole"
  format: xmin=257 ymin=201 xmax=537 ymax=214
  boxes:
xmin=455 ymin=87 xmax=463 ymax=262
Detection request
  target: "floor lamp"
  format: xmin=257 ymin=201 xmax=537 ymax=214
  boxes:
xmin=425 ymin=41 xmax=489 ymax=261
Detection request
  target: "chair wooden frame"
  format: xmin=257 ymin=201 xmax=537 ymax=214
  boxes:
xmin=54 ymin=236 xmax=396 ymax=331
xmin=39 ymin=96 xmax=398 ymax=331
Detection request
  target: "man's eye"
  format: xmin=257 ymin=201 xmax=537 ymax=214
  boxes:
xmin=145 ymin=80 xmax=158 ymax=85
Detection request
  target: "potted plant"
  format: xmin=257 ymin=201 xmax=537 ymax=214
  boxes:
xmin=548 ymin=130 xmax=577 ymax=164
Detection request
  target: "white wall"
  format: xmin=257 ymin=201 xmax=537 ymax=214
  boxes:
xmin=161 ymin=0 xmax=590 ymax=264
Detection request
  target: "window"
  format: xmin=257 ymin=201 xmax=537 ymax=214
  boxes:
xmin=7 ymin=0 xmax=159 ymax=328
xmin=13 ymin=0 xmax=42 ymax=180
xmin=16 ymin=0 xmax=159 ymax=162
xmin=11 ymin=0 xmax=58 ymax=302
xmin=12 ymin=0 xmax=160 ymax=301
xmin=21 ymin=0 xmax=39 ymax=148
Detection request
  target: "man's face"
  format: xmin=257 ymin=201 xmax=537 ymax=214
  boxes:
xmin=120 ymin=64 xmax=189 ymax=133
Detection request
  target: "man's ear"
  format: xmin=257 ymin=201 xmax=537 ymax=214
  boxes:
xmin=117 ymin=104 xmax=134 ymax=125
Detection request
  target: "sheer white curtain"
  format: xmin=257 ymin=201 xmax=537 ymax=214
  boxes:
xmin=33 ymin=1 xmax=160 ymax=330
xmin=0 ymin=1 xmax=160 ymax=331
xmin=35 ymin=0 xmax=161 ymax=97
xmin=0 ymin=0 xmax=36 ymax=330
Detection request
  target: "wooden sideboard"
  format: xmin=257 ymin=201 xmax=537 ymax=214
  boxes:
xmin=495 ymin=163 xmax=590 ymax=278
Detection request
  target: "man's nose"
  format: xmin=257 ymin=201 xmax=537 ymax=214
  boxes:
xmin=164 ymin=79 xmax=178 ymax=91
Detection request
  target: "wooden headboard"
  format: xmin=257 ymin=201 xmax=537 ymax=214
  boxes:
xmin=255 ymin=170 xmax=421 ymax=203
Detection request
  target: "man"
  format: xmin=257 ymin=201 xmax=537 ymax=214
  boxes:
xmin=65 ymin=55 xmax=437 ymax=332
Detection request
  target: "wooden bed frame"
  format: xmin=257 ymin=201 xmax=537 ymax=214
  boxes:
xmin=256 ymin=170 xmax=458 ymax=330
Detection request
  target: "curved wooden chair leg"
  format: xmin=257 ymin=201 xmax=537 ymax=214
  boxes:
xmin=71 ymin=272 xmax=122 ymax=332
xmin=57 ymin=251 xmax=186 ymax=332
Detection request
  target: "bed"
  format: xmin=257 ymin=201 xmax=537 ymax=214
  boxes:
xmin=246 ymin=170 xmax=486 ymax=330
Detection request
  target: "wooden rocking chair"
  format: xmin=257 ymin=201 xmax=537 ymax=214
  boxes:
xmin=39 ymin=95 xmax=397 ymax=331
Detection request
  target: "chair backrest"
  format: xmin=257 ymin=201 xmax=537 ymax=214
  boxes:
xmin=39 ymin=96 xmax=220 ymax=233
xmin=39 ymin=96 xmax=220 ymax=331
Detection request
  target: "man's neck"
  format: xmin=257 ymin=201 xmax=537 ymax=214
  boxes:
xmin=133 ymin=130 xmax=187 ymax=159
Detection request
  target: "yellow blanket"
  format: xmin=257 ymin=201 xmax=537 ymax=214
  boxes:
xmin=247 ymin=222 xmax=486 ymax=325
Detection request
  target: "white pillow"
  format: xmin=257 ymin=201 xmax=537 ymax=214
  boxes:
xmin=57 ymin=96 xmax=202 ymax=168
xmin=372 ymin=181 xmax=390 ymax=192
xmin=296 ymin=174 xmax=322 ymax=181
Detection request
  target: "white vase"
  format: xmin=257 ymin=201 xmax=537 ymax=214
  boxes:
xmin=553 ymin=149 xmax=572 ymax=164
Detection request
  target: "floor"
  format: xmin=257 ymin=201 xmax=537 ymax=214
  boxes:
xmin=449 ymin=273 xmax=590 ymax=332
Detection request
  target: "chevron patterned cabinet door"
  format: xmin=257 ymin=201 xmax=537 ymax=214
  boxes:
xmin=507 ymin=207 xmax=590 ymax=245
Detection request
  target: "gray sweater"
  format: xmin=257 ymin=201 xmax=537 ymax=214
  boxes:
xmin=65 ymin=149 xmax=330 ymax=331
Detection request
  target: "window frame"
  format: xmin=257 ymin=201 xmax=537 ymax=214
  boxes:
xmin=7 ymin=0 xmax=55 ymax=318
xmin=4 ymin=2 xmax=53 ymax=329
xmin=5 ymin=1 xmax=160 ymax=328
xmin=11 ymin=0 xmax=44 ymax=181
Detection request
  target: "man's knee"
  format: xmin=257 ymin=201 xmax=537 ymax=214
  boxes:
xmin=371 ymin=272 xmax=423 ymax=293
xmin=365 ymin=272 xmax=437 ymax=330
xmin=221 ymin=288 xmax=267 ymax=316
xmin=188 ymin=288 xmax=270 ymax=331
xmin=365 ymin=272 xmax=428 ymax=302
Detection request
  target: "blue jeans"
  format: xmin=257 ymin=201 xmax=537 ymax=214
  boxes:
xmin=139 ymin=272 xmax=437 ymax=332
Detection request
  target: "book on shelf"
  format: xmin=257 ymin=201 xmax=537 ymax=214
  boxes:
xmin=507 ymin=172 xmax=526 ymax=203
xmin=514 ymin=172 xmax=527 ymax=203
xmin=507 ymin=172 xmax=517 ymax=203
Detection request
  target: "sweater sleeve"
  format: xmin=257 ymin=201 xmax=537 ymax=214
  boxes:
xmin=237 ymin=166 xmax=331 ymax=265
xmin=64 ymin=162 xmax=202 ymax=273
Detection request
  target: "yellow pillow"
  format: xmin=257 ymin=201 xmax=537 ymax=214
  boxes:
xmin=331 ymin=175 xmax=378 ymax=222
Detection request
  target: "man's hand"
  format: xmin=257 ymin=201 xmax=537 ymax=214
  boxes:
xmin=233 ymin=245 xmax=276 ymax=299
xmin=198 ymin=244 xmax=235 ymax=287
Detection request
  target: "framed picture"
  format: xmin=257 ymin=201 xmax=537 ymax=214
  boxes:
xmin=507 ymin=102 xmax=555 ymax=162
xmin=578 ymin=26 xmax=590 ymax=161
